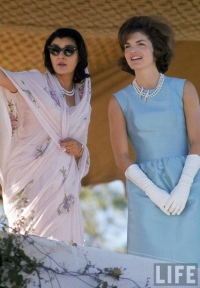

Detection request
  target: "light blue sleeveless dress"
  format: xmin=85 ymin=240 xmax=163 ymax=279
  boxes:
xmin=114 ymin=76 xmax=200 ymax=265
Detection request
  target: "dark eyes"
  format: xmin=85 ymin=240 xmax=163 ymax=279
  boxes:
xmin=124 ymin=43 xmax=145 ymax=49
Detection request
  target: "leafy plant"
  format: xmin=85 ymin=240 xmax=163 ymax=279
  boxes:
xmin=0 ymin=218 xmax=150 ymax=288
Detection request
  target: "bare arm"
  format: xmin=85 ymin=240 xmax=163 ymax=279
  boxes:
xmin=183 ymin=80 xmax=200 ymax=155
xmin=163 ymin=80 xmax=200 ymax=215
xmin=108 ymin=95 xmax=171 ymax=214
xmin=108 ymin=95 xmax=133 ymax=173
xmin=0 ymin=69 xmax=17 ymax=92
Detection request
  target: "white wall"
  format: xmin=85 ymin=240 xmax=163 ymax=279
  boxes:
xmin=1 ymin=231 xmax=199 ymax=288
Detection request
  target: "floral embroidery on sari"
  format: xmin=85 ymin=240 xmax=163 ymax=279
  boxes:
xmin=60 ymin=166 xmax=70 ymax=184
xmin=13 ymin=210 xmax=35 ymax=235
xmin=86 ymin=78 xmax=91 ymax=101
xmin=14 ymin=180 xmax=35 ymax=234
xmin=7 ymin=100 xmax=19 ymax=134
xmin=57 ymin=166 xmax=75 ymax=215
xmin=15 ymin=180 xmax=33 ymax=210
xmin=57 ymin=194 xmax=75 ymax=215
xmin=78 ymin=150 xmax=90 ymax=172
xmin=86 ymin=153 xmax=90 ymax=168
xmin=50 ymin=90 xmax=60 ymax=106
xmin=20 ymin=80 xmax=39 ymax=107
xmin=78 ymin=82 xmax=85 ymax=100
xmin=22 ymin=89 xmax=39 ymax=107
xmin=36 ymin=137 xmax=51 ymax=159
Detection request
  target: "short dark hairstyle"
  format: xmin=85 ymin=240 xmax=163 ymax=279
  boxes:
xmin=43 ymin=28 xmax=89 ymax=83
xmin=118 ymin=16 xmax=174 ymax=75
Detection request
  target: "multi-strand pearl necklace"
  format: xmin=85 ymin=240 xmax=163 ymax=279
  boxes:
xmin=62 ymin=86 xmax=75 ymax=97
xmin=132 ymin=73 xmax=164 ymax=101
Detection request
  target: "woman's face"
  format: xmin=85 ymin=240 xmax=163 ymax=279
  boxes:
xmin=124 ymin=32 xmax=156 ymax=72
xmin=49 ymin=37 xmax=79 ymax=77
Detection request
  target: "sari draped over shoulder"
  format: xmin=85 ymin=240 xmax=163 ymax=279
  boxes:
xmin=0 ymin=68 xmax=91 ymax=244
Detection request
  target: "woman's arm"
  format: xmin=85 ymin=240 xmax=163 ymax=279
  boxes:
xmin=164 ymin=80 xmax=200 ymax=215
xmin=108 ymin=95 xmax=170 ymax=214
xmin=0 ymin=69 xmax=17 ymax=92
xmin=108 ymin=95 xmax=133 ymax=172
xmin=184 ymin=80 xmax=200 ymax=155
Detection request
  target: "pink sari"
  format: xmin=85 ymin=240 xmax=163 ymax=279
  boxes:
xmin=0 ymin=68 xmax=91 ymax=244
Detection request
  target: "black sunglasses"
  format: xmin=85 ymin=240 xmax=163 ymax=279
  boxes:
xmin=47 ymin=45 xmax=78 ymax=57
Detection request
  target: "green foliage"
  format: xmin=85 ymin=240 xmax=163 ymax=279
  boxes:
xmin=0 ymin=221 xmax=144 ymax=288
xmin=0 ymin=224 xmax=43 ymax=287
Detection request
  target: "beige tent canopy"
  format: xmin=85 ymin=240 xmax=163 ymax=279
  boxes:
xmin=0 ymin=0 xmax=200 ymax=202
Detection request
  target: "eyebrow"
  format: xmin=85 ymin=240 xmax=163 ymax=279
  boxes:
xmin=50 ymin=44 xmax=75 ymax=48
xmin=125 ymin=39 xmax=147 ymax=45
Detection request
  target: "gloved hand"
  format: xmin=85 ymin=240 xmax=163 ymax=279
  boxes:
xmin=163 ymin=154 xmax=200 ymax=215
xmin=125 ymin=164 xmax=170 ymax=215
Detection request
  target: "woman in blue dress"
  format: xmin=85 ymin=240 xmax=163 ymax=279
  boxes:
xmin=108 ymin=16 xmax=200 ymax=265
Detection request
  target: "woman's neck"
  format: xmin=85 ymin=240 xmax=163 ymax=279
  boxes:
xmin=56 ymin=73 xmax=74 ymax=91
xmin=134 ymin=69 xmax=161 ymax=90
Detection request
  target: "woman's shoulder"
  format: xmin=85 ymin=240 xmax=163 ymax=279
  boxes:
xmin=112 ymin=84 xmax=133 ymax=114
xmin=164 ymin=75 xmax=186 ymax=98
xmin=164 ymin=75 xmax=186 ymax=85
xmin=114 ymin=83 xmax=133 ymax=98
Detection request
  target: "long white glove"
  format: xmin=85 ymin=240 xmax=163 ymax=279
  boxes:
xmin=163 ymin=154 xmax=200 ymax=215
xmin=125 ymin=164 xmax=170 ymax=215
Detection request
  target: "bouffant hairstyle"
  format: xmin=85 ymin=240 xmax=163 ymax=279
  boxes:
xmin=118 ymin=16 xmax=174 ymax=75
xmin=43 ymin=28 xmax=89 ymax=83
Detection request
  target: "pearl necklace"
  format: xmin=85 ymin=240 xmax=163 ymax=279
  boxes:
xmin=62 ymin=86 xmax=75 ymax=97
xmin=132 ymin=73 xmax=164 ymax=101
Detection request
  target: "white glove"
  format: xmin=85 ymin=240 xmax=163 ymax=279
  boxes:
xmin=125 ymin=164 xmax=170 ymax=215
xmin=163 ymin=154 xmax=200 ymax=215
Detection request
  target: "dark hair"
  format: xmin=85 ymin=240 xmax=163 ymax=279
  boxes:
xmin=43 ymin=28 xmax=89 ymax=83
xmin=118 ymin=16 xmax=174 ymax=75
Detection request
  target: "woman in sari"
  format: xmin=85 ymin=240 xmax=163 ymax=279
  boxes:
xmin=0 ymin=28 xmax=91 ymax=245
